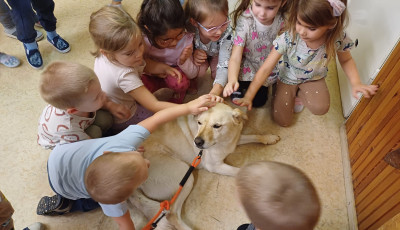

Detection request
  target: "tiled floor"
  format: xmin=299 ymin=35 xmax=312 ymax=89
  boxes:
xmin=0 ymin=0 xmax=349 ymax=229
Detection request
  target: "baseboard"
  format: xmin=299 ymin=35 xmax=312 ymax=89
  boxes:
xmin=340 ymin=124 xmax=359 ymax=230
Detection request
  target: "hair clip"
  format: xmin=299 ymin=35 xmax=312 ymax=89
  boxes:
xmin=327 ymin=0 xmax=346 ymax=17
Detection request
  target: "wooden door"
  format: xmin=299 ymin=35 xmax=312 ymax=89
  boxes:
xmin=345 ymin=41 xmax=400 ymax=230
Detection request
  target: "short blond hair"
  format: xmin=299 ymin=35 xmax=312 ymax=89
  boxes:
xmin=39 ymin=61 xmax=96 ymax=109
xmin=236 ymin=161 xmax=320 ymax=230
xmin=85 ymin=152 xmax=145 ymax=204
xmin=89 ymin=6 xmax=141 ymax=58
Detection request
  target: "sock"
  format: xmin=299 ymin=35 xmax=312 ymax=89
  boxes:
xmin=24 ymin=42 xmax=38 ymax=51
xmin=46 ymin=30 xmax=58 ymax=40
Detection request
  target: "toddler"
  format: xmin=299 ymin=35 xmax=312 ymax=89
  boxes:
xmin=89 ymin=6 xmax=176 ymax=134
xmin=36 ymin=94 xmax=223 ymax=230
xmin=223 ymin=0 xmax=287 ymax=108
xmin=234 ymin=0 xmax=378 ymax=126
xmin=37 ymin=61 xmax=130 ymax=149
xmin=236 ymin=161 xmax=321 ymax=230
xmin=137 ymin=0 xmax=198 ymax=103
xmin=185 ymin=0 xmax=233 ymax=96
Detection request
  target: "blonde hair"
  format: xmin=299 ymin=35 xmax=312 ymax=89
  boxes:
xmin=40 ymin=61 xmax=96 ymax=109
xmin=89 ymin=6 xmax=141 ymax=59
xmin=232 ymin=0 xmax=289 ymax=29
xmin=84 ymin=152 xmax=145 ymax=204
xmin=236 ymin=161 xmax=320 ymax=230
xmin=184 ymin=0 xmax=229 ymax=33
xmin=287 ymin=0 xmax=348 ymax=60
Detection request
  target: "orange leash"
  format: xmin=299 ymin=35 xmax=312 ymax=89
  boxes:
xmin=142 ymin=150 xmax=203 ymax=230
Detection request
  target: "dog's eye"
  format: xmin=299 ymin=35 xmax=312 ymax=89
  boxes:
xmin=213 ymin=124 xmax=221 ymax=129
xmin=197 ymin=121 xmax=202 ymax=125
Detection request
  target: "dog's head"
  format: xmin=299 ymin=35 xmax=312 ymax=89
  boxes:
xmin=194 ymin=103 xmax=247 ymax=149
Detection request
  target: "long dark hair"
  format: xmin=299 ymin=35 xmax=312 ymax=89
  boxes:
xmin=137 ymin=0 xmax=186 ymax=48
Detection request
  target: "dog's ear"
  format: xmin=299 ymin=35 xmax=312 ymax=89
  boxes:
xmin=232 ymin=108 xmax=248 ymax=124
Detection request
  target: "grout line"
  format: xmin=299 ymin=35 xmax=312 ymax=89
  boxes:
xmin=340 ymin=123 xmax=359 ymax=230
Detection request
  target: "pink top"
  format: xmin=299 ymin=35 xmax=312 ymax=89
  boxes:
xmin=144 ymin=33 xmax=198 ymax=79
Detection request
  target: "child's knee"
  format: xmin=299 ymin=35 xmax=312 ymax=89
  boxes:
xmin=165 ymin=74 xmax=190 ymax=92
xmin=307 ymin=102 xmax=330 ymax=115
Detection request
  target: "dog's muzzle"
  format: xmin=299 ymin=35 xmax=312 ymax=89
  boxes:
xmin=194 ymin=137 xmax=205 ymax=149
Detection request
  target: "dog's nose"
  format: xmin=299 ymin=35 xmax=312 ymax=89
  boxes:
xmin=194 ymin=137 xmax=205 ymax=148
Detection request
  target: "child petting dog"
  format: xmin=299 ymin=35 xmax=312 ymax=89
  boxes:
xmin=36 ymin=94 xmax=223 ymax=230
xmin=236 ymin=161 xmax=321 ymax=230
xmin=37 ymin=61 xmax=131 ymax=149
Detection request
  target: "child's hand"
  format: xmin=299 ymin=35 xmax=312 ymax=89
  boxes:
xmin=233 ymin=97 xmax=253 ymax=111
xmin=223 ymin=81 xmax=239 ymax=97
xmin=193 ymin=49 xmax=207 ymax=66
xmin=179 ymin=44 xmax=193 ymax=65
xmin=352 ymin=83 xmax=379 ymax=99
xmin=187 ymin=94 xmax=224 ymax=115
xmin=160 ymin=66 xmax=182 ymax=83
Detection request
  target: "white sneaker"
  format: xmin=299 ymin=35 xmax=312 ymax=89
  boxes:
xmin=4 ymin=27 xmax=44 ymax=41
xmin=294 ymin=97 xmax=304 ymax=113
xmin=23 ymin=222 xmax=44 ymax=230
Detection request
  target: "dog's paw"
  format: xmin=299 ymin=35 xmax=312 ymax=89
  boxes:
xmin=263 ymin=134 xmax=280 ymax=145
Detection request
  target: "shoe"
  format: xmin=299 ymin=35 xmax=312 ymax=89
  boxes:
xmin=294 ymin=97 xmax=304 ymax=113
xmin=0 ymin=52 xmax=20 ymax=68
xmin=4 ymin=28 xmax=44 ymax=41
xmin=23 ymin=222 xmax=44 ymax=230
xmin=231 ymin=90 xmax=244 ymax=104
xmin=23 ymin=44 xmax=43 ymax=69
xmin=47 ymin=35 xmax=70 ymax=53
xmin=37 ymin=194 xmax=72 ymax=215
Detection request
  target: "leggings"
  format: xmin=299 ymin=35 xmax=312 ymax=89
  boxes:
xmin=272 ymin=78 xmax=330 ymax=127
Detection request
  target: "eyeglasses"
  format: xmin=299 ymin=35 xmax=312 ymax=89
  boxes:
xmin=197 ymin=18 xmax=231 ymax=33
xmin=156 ymin=30 xmax=186 ymax=46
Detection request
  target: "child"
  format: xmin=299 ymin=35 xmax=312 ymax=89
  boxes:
xmin=137 ymin=0 xmax=198 ymax=103
xmin=234 ymin=0 xmax=378 ymax=126
xmin=223 ymin=0 xmax=287 ymax=108
xmin=1 ymin=190 xmax=44 ymax=230
xmin=37 ymin=61 xmax=130 ymax=149
xmin=36 ymin=94 xmax=223 ymax=230
xmin=236 ymin=161 xmax=321 ymax=230
xmin=89 ymin=6 xmax=177 ymax=134
xmin=184 ymin=0 xmax=234 ymax=96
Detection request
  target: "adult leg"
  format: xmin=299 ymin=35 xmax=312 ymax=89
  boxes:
xmin=272 ymin=79 xmax=298 ymax=127
xmin=297 ymin=78 xmax=330 ymax=115
xmin=0 ymin=0 xmax=14 ymax=29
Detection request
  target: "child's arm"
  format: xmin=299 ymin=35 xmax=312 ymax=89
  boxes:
xmin=112 ymin=211 xmax=135 ymax=230
xmin=102 ymin=99 xmax=131 ymax=121
xmin=223 ymin=45 xmax=244 ymax=97
xmin=129 ymin=86 xmax=175 ymax=113
xmin=337 ymin=51 xmax=378 ymax=99
xmin=138 ymin=94 xmax=223 ymax=133
xmin=179 ymin=44 xmax=193 ymax=65
xmin=210 ymin=83 xmax=224 ymax=96
xmin=235 ymin=49 xmax=282 ymax=110
xmin=144 ymin=58 xmax=182 ymax=83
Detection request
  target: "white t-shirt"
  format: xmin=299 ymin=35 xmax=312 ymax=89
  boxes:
xmin=37 ymin=104 xmax=95 ymax=149
xmin=94 ymin=55 xmax=145 ymax=124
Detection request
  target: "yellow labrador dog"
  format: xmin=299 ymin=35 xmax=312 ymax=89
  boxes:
xmin=128 ymin=103 xmax=280 ymax=229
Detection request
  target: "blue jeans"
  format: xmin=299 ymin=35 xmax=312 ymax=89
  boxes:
xmin=7 ymin=0 xmax=57 ymax=43
xmin=47 ymin=164 xmax=100 ymax=213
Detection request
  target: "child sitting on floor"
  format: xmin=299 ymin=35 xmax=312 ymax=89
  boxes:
xmin=37 ymin=61 xmax=130 ymax=149
xmin=36 ymin=94 xmax=223 ymax=230
xmin=236 ymin=161 xmax=321 ymax=230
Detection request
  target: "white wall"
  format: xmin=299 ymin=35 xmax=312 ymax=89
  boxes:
xmin=338 ymin=0 xmax=400 ymax=118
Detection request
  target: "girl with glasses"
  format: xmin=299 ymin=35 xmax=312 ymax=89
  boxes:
xmin=223 ymin=0 xmax=288 ymax=108
xmin=137 ymin=0 xmax=198 ymax=104
xmin=185 ymin=0 xmax=233 ymax=96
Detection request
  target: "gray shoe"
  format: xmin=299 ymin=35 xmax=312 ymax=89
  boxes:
xmin=4 ymin=27 xmax=44 ymax=41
